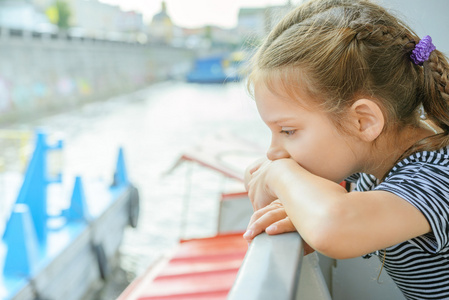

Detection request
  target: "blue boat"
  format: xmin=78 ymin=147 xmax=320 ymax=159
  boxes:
xmin=186 ymin=55 xmax=241 ymax=84
xmin=0 ymin=131 xmax=139 ymax=300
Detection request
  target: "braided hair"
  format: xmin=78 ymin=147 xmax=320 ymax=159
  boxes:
xmin=248 ymin=0 xmax=449 ymax=162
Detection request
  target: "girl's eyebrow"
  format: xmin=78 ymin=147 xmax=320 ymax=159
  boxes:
xmin=264 ymin=117 xmax=298 ymax=126
xmin=273 ymin=117 xmax=298 ymax=124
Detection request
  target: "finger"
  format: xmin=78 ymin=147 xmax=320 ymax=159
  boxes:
xmin=244 ymin=171 xmax=251 ymax=191
xmin=247 ymin=200 xmax=283 ymax=228
xmin=264 ymin=218 xmax=315 ymax=255
xmin=247 ymin=188 xmax=267 ymax=211
xmin=244 ymin=163 xmax=260 ymax=191
xmin=244 ymin=207 xmax=287 ymax=241
xmin=249 ymin=157 xmax=267 ymax=173
xmin=265 ymin=217 xmax=296 ymax=235
xmin=250 ymin=160 xmax=273 ymax=177
xmin=248 ymin=187 xmax=278 ymax=211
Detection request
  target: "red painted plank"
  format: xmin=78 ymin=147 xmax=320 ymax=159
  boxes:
xmin=158 ymin=256 xmax=243 ymax=277
xmin=137 ymin=268 xmax=238 ymax=298
xmin=121 ymin=233 xmax=248 ymax=300
xmin=138 ymin=289 xmax=229 ymax=300
xmin=174 ymin=233 xmax=247 ymax=260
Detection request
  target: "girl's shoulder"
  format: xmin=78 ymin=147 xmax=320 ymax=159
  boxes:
xmin=347 ymin=146 xmax=449 ymax=192
xmin=378 ymin=147 xmax=449 ymax=255
xmin=385 ymin=146 xmax=449 ymax=182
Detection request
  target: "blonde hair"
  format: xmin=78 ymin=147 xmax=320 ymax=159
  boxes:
xmin=248 ymin=0 xmax=449 ymax=161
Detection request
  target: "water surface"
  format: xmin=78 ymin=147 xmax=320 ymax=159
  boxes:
xmin=3 ymin=80 xmax=269 ymax=296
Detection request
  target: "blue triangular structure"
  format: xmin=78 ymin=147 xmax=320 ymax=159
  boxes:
xmin=113 ymin=147 xmax=128 ymax=186
xmin=15 ymin=132 xmax=48 ymax=242
xmin=14 ymin=131 xmax=63 ymax=242
xmin=2 ymin=204 xmax=39 ymax=276
xmin=63 ymin=176 xmax=90 ymax=222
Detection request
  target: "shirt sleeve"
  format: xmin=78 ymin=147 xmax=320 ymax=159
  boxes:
xmin=375 ymin=163 xmax=449 ymax=254
xmin=345 ymin=173 xmax=361 ymax=183
xmin=347 ymin=173 xmax=379 ymax=192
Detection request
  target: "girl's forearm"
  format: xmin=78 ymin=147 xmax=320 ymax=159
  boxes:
xmin=267 ymin=159 xmax=349 ymax=254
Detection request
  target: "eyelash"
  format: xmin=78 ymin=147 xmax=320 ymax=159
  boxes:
xmin=280 ymin=130 xmax=296 ymax=136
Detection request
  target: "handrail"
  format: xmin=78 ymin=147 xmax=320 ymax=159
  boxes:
xmin=228 ymin=232 xmax=332 ymax=300
xmin=228 ymin=232 xmax=303 ymax=300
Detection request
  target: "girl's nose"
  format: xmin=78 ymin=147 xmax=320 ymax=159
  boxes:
xmin=266 ymin=142 xmax=290 ymax=161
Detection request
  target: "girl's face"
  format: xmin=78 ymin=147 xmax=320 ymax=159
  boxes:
xmin=254 ymin=82 xmax=362 ymax=183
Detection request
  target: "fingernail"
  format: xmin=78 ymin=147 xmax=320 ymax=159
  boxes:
xmin=243 ymin=230 xmax=253 ymax=239
xmin=266 ymin=225 xmax=276 ymax=233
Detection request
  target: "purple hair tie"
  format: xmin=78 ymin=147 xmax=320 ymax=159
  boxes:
xmin=410 ymin=35 xmax=436 ymax=66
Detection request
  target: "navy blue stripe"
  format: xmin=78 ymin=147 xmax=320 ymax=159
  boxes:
xmin=353 ymin=146 xmax=449 ymax=299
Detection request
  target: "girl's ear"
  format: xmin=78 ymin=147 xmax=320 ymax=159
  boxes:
xmin=350 ymin=99 xmax=385 ymax=142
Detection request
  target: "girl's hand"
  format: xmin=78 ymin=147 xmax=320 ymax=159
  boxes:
xmin=243 ymin=200 xmax=295 ymax=240
xmin=244 ymin=157 xmax=267 ymax=190
xmin=245 ymin=158 xmax=278 ymax=210
xmin=243 ymin=200 xmax=315 ymax=255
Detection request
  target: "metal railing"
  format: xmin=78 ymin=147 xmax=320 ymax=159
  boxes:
xmin=228 ymin=232 xmax=331 ymax=300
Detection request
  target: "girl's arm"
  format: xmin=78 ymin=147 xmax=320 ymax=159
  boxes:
xmin=245 ymin=158 xmax=431 ymax=259
xmin=244 ymin=199 xmax=316 ymax=255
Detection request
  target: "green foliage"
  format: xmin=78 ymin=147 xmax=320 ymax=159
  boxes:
xmin=55 ymin=0 xmax=71 ymax=29
xmin=204 ymin=25 xmax=212 ymax=41
xmin=46 ymin=0 xmax=71 ymax=30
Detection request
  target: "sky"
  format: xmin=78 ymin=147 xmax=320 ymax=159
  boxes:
xmin=99 ymin=0 xmax=294 ymax=29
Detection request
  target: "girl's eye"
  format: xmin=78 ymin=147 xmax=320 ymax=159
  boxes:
xmin=280 ymin=130 xmax=296 ymax=136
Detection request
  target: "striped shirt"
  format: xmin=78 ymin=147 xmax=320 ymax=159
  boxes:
xmin=347 ymin=147 xmax=449 ymax=300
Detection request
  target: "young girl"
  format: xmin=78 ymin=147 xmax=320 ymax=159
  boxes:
xmin=242 ymin=0 xmax=449 ymax=299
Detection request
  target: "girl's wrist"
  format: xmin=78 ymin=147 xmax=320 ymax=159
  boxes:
xmin=267 ymin=159 xmax=300 ymax=194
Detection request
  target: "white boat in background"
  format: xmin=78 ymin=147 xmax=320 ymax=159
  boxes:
xmin=0 ymin=130 xmax=139 ymax=300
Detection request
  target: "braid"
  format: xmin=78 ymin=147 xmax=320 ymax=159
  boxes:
xmin=249 ymin=0 xmax=449 ymax=156
xmin=426 ymin=50 xmax=449 ymax=103
xmin=409 ymin=50 xmax=449 ymax=152
xmin=351 ymin=23 xmax=416 ymax=50
xmin=348 ymin=18 xmax=449 ymax=156
xmin=424 ymin=53 xmax=449 ymax=132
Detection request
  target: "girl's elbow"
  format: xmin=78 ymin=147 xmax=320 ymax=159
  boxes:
xmin=307 ymin=232 xmax=357 ymax=259
xmin=305 ymin=229 xmax=340 ymax=258
xmin=303 ymin=207 xmax=357 ymax=259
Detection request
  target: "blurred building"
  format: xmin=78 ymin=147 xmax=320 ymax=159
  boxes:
xmin=0 ymin=0 xmax=145 ymax=41
xmin=237 ymin=8 xmax=266 ymax=42
xmin=207 ymin=26 xmax=240 ymax=48
xmin=67 ymin=0 xmax=145 ymax=40
xmin=149 ymin=1 xmax=174 ymax=44
xmin=237 ymin=4 xmax=293 ymax=45
xmin=0 ymin=0 xmax=57 ymax=33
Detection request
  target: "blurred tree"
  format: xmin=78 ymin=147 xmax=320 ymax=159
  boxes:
xmin=204 ymin=25 xmax=212 ymax=42
xmin=46 ymin=0 xmax=71 ymax=30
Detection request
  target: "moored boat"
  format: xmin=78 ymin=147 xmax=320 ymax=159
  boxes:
xmin=0 ymin=130 xmax=139 ymax=300
xmin=186 ymin=53 xmax=244 ymax=84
